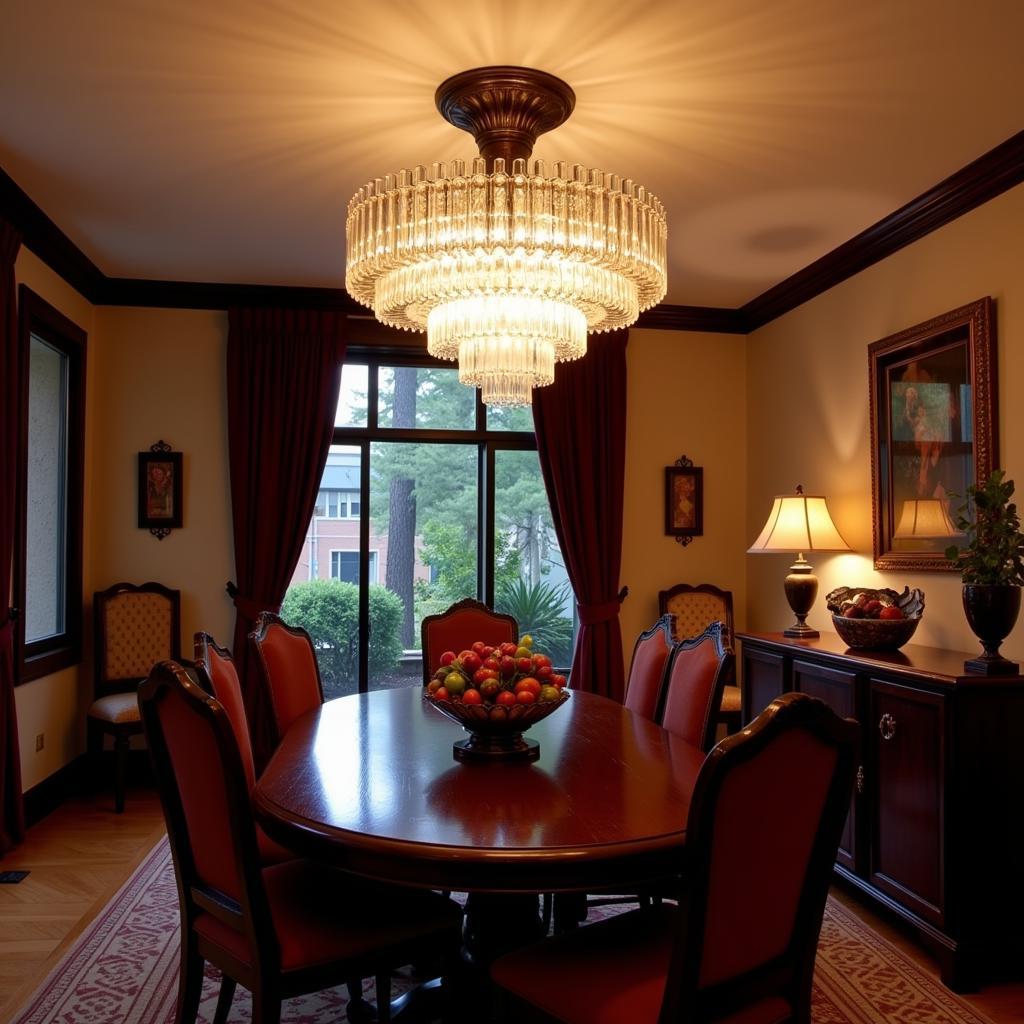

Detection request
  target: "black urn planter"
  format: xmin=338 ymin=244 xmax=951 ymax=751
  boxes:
xmin=962 ymin=584 xmax=1021 ymax=675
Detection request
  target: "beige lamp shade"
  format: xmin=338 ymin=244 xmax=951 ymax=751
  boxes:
xmin=748 ymin=487 xmax=849 ymax=553
xmin=893 ymin=498 xmax=958 ymax=538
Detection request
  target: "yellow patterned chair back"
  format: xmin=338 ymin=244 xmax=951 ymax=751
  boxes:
xmin=101 ymin=589 xmax=179 ymax=685
xmin=89 ymin=582 xmax=181 ymax=812
xmin=658 ymin=583 xmax=741 ymax=734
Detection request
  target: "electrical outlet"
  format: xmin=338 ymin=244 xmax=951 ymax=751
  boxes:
xmin=35 ymin=733 xmax=44 ymax=752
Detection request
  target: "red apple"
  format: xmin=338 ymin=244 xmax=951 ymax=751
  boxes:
xmin=500 ymin=655 xmax=517 ymax=678
xmin=516 ymin=656 xmax=533 ymax=673
xmin=483 ymin=656 xmax=500 ymax=672
xmin=472 ymin=641 xmax=487 ymax=655
xmin=439 ymin=650 xmax=456 ymax=667
xmin=532 ymin=654 xmax=552 ymax=669
xmin=499 ymin=642 xmax=518 ymax=656
xmin=879 ymin=605 xmax=905 ymax=620
xmin=460 ymin=651 xmax=482 ymax=674
xmin=551 ymin=673 xmax=567 ymax=688
xmin=536 ymin=665 xmax=554 ymax=681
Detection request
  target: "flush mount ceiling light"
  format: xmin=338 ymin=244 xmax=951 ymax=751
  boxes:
xmin=345 ymin=66 xmax=668 ymax=406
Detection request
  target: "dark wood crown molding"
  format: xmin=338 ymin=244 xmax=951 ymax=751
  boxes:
xmin=742 ymin=129 xmax=1024 ymax=331
xmin=3 ymin=129 xmax=1023 ymax=338
xmin=0 ymin=166 xmax=105 ymax=303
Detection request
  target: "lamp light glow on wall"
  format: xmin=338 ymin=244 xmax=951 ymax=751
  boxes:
xmin=748 ymin=485 xmax=850 ymax=638
xmin=345 ymin=66 xmax=668 ymax=406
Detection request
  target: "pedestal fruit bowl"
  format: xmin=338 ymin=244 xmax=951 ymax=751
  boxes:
xmin=423 ymin=636 xmax=569 ymax=762
xmin=825 ymin=586 xmax=925 ymax=651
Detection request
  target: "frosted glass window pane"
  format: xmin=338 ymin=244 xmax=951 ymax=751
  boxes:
xmin=335 ymin=364 xmax=368 ymax=426
xmin=25 ymin=336 xmax=68 ymax=643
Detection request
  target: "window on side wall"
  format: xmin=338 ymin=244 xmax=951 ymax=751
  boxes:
xmin=15 ymin=286 xmax=86 ymax=683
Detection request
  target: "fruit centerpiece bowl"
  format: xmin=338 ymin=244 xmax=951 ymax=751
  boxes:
xmin=825 ymin=586 xmax=925 ymax=651
xmin=423 ymin=636 xmax=569 ymax=762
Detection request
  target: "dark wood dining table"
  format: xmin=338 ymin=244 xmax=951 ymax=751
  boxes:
xmin=253 ymin=686 xmax=704 ymax=968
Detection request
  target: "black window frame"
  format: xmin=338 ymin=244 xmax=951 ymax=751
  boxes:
xmin=337 ymin=348 xmax=547 ymax=692
xmin=15 ymin=286 xmax=87 ymax=684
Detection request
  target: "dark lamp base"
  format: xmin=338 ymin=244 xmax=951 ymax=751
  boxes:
xmin=784 ymin=624 xmax=820 ymax=639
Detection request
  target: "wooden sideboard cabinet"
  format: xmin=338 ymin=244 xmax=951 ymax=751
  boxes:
xmin=737 ymin=631 xmax=1024 ymax=991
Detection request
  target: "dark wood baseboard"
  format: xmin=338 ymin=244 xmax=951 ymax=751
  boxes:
xmin=23 ymin=751 xmax=154 ymax=828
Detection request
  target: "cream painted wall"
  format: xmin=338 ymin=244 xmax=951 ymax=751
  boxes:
xmin=13 ymin=250 xmax=96 ymax=788
xmin=89 ymin=307 xmax=235 ymax=648
xmin=621 ymin=328 xmax=747 ymax=666
xmin=11 ymin=281 xmax=234 ymax=789
xmin=746 ymin=182 xmax=1024 ymax=662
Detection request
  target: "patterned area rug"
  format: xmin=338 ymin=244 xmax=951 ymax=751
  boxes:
xmin=10 ymin=837 xmax=994 ymax=1024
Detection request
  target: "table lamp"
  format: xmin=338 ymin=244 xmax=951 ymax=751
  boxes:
xmin=748 ymin=485 xmax=850 ymax=638
xmin=892 ymin=498 xmax=959 ymax=539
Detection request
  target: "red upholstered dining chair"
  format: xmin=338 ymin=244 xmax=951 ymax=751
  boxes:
xmin=139 ymin=660 xmax=463 ymax=1024
xmin=249 ymin=612 xmax=324 ymax=743
xmin=420 ymin=597 xmax=518 ymax=683
xmin=492 ymin=692 xmax=859 ymax=1024
xmin=623 ymin=615 xmax=675 ymax=721
xmin=193 ymin=632 xmax=293 ymax=867
xmin=658 ymin=621 xmax=734 ymax=753
xmin=87 ymin=581 xmax=180 ymax=812
xmin=659 ymin=583 xmax=741 ymax=734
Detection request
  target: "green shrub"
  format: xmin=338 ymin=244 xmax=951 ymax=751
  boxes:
xmin=281 ymin=579 xmax=403 ymax=689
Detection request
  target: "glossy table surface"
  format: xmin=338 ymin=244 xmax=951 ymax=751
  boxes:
xmin=253 ymin=686 xmax=704 ymax=892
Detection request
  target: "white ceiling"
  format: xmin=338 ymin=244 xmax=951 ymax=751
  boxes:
xmin=2 ymin=0 xmax=1022 ymax=308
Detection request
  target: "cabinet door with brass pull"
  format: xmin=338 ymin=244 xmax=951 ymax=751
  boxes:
xmin=869 ymin=679 xmax=946 ymax=926
xmin=793 ymin=659 xmax=860 ymax=872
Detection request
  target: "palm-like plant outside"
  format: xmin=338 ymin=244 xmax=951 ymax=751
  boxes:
xmin=495 ymin=578 xmax=575 ymax=667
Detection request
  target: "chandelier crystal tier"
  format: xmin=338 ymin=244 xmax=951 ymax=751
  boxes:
xmin=345 ymin=66 xmax=668 ymax=405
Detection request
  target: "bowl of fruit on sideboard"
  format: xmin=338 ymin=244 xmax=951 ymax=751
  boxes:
xmin=825 ymin=586 xmax=925 ymax=651
xmin=423 ymin=637 xmax=570 ymax=763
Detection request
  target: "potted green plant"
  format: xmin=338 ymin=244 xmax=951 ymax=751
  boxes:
xmin=945 ymin=469 xmax=1024 ymax=674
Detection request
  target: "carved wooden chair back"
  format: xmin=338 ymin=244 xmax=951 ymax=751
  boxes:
xmin=491 ymin=693 xmax=859 ymax=1024
xmin=140 ymin=659 xmax=463 ymax=1023
xmin=420 ymin=597 xmax=518 ymax=684
xmin=194 ymin=632 xmax=256 ymax=791
xmin=658 ymin=621 xmax=734 ymax=752
xmin=623 ymin=614 xmax=675 ymax=721
xmin=662 ymin=692 xmax=859 ymax=1022
xmin=249 ymin=612 xmax=324 ymax=743
xmin=658 ymin=583 xmax=740 ymax=733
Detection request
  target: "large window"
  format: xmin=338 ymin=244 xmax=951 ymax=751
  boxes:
xmin=15 ymin=287 xmax=86 ymax=682
xmin=284 ymin=357 xmax=574 ymax=698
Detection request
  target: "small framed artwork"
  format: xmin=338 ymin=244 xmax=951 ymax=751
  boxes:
xmin=138 ymin=441 xmax=182 ymax=539
xmin=665 ymin=456 xmax=703 ymax=546
xmin=869 ymin=297 xmax=997 ymax=571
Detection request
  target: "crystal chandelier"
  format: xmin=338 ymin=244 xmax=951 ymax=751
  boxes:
xmin=345 ymin=66 xmax=668 ymax=406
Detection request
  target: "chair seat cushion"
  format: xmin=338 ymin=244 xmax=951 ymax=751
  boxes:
xmin=194 ymin=860 xmax=462 ymax=974
xmin=492 ymin=904 xmax=791 ymax=1024
xmin=720 ymin=685 xmax=741 ymax=714
xmin=88 ymin=693 xmax=142 ymax=724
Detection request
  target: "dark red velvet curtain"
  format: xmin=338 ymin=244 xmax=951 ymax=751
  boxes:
xmin=533 ymin=330 xmax=628 ymax=702
xmin=226 ymin=308 xmax=346 ymax=766
xmin=0 ymin=220 xmax=25 ymax=855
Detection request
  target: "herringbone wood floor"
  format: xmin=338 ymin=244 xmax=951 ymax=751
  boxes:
xmin=0 ymin=784 xmax=165 ymax=1021
xmin=0 ymin=783 xmax=1021 ymax=1023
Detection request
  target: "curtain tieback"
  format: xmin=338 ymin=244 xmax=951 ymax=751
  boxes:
xmin=225 ymin=582 xmax=275 ymax=622
xmin=577 ymin=586 xmax=629 ymax=626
